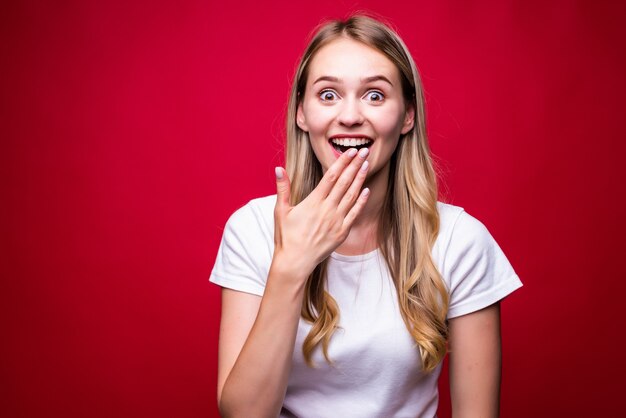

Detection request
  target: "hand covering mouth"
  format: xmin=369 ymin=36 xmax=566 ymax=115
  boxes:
xmin=329 ymin=137 xmax=373 ymax=154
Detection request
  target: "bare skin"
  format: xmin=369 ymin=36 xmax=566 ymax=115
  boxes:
xmin=218 ymin=148 xmax=371 ymax=418
xmin=216 ymin=37 xmax=502 ymax=417
xmin=217 ymin=167 xmax=503 ymax=418
xmin=448 ymin=303 xmax=502 ymax=418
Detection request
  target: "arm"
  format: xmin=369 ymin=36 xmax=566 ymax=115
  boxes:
xmin=217 ymin=148 xmax=370 ymax=418
xmin=217 ymin=264 xmax=307 ymax=418
xmin=448 ymin=302 xmax=502 ymax=418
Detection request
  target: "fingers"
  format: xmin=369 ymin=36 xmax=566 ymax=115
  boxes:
xmin=326 ymin=147 xmax=369 ymax=206
xmin=274 ymin=167 xmax=291 ymax=214
xmin=313 ymin=148 xmax=360 ymax=199
xmin=336 ymin=156 xmax=369 ymax=214
xmin=343 ymin=187 xmax=370 ymax=229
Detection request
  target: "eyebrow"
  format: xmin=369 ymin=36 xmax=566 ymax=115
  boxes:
xmin=312 ymin=75 xmax=394 ymax=86
xmin=363 ymin=75 xmax=393 ymax=86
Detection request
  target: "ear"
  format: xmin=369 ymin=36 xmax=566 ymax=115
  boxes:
xmin=401 ymin=104 xmax=415 ymax=135
xmin=296 ymin=102 xmax=309 ymax=132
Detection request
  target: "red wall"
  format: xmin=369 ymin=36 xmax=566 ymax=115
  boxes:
xmin=3 ymin=1 xmax=625 ymax=417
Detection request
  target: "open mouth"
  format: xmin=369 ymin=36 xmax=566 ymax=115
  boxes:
xmin=329 ymin=137 xmax=373 ymax=154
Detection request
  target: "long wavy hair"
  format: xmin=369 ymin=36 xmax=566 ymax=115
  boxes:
xmin=285 ymin=15 xmax=449 ymax=372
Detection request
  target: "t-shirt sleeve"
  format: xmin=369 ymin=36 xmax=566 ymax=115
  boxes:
xmin=442 ymin=210 xmax=522 ymax=319
xmin=209 ymin=203 xmax=272 ymax=296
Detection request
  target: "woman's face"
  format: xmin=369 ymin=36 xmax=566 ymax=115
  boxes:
xmin=297 ymin=37 xmax=414 ymax=177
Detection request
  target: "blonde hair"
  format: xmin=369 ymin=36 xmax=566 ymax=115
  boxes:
xmin=285 ymin=15 xmax=448 ymax=372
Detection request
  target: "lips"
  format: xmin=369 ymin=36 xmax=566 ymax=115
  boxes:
xmin=328 ymin=135 xmax=373 ymax=155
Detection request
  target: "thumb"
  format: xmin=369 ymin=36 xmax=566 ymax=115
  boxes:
xmin=275 ymin=167 xmax=291 ymax=209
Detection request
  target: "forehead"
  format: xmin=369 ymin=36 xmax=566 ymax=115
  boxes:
xmin=307 ymin=37 xmax=400 ymax=84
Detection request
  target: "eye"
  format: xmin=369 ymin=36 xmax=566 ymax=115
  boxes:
xmin=319 ymin=89 xmax=339 ymax=101
xmin=364 ymin=90 xmax=384 ymax=102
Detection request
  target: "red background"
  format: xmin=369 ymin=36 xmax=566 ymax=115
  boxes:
xmin=2 ymin=1 xmax=625 ymax=417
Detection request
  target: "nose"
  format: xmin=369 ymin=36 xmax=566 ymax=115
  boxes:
xmin=337 ymin=98 xmax=364 ymax=127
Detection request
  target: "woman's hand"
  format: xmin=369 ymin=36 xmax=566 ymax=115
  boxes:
xmin=273 ymin=147 xmax=370 ymax=278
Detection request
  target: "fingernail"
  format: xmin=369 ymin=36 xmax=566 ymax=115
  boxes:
xmin=275 ymin=167 xmax=283 ymax=179
xmin=362 ymin=187 xmax=370 ymax=197
xmin=358 ymin=147 xmax=369 ymax=158
xmin=347 ymin=148 xmax=358 ymax=157
xmin=360 ymin=160 xmax=369 ymax=171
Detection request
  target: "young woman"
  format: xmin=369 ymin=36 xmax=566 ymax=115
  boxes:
xmin=210 ymin=15 xmax=522 ymax=418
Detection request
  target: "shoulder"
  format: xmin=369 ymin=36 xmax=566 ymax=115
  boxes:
xmin=219 ymin=194 xmax=277 ymax=265
xmin=434 ymin=202 xmax=522 ymax=318
xmin=436 ymin=202 xmax=489 ymax=258
xmin=434 ymin=201 xmax=510 ymax=282
xmin=436 ymin=202 xmax=492 ymax=251
xmin=225 ymin=194 xmax=276 ymax=235
xmin=210 ymin=195 xmax=277 ymax=296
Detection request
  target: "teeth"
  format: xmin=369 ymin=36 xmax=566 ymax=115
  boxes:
xmin=331 ymin=138 xmax=372 ymax=146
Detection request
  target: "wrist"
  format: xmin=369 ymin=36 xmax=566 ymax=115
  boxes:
xmin=270 ymin=250 xmax=313 ymax=285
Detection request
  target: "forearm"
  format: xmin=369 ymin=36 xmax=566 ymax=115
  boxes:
xmin=219 ymin=261 xmax=307 ymax=418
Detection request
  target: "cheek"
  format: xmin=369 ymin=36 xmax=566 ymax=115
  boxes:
xmin=372 ymin=106 xmax=406 ymax=136
xmin=303 ymin=107 xmax=334 ymax=134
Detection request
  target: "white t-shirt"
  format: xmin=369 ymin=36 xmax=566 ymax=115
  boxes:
xmin=210 ymin=195 xmax=522 ymax=418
